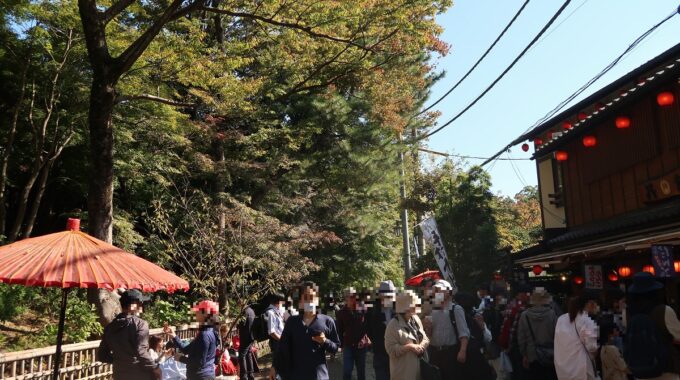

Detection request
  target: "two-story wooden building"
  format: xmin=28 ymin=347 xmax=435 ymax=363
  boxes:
xmin=511 ymin=43 xmax=680 ymax=295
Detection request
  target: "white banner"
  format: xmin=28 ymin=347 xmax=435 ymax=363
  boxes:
xmin=419 ymin=217 xmax=457 ymax=292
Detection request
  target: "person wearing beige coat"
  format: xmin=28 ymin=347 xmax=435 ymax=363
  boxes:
xmin=384 ymin=290 xmax=430 ymax=380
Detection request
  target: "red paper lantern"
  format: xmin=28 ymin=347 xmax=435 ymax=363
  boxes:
xmin=607 ymin=270 xmax=619 ymax=282
xmin=642 ymin=265 xmax=655 ymax=275
xmin=532 ymin=265 xmax=543 ymax=276
xmin=521 ymin=143 xmax=530 ymax=152
xmin=582 ymin=136 xmax=597 ymax=147
xmin=657 ymin=91 xmax=675 ymax=106
xmin=563 ymin=121 xmax=572 ymax=130
xmin=534 ymin=138 xmax=543 ymax=146
xmin=547 ymin=131 xmax=554 ymax=140
xmin=618 ymin=266 xmax=632 ymax=278
xmin=578 ymin=112 xmax=587 ymax=121
xmin=674 ymin=261 xmax=680 ymax=273
xmin=573 ymin=276 xmax=584 ymax=285
xmin=615 ymin=116 xmax=631 ymax=129
xmin=555 ymin=151 xmax=568 ymax=161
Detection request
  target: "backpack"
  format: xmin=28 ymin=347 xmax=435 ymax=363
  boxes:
xmin=251 ymin=308 xmax=271 ymax=342
xmin=624 ymin=309 xmax=670 ymax=379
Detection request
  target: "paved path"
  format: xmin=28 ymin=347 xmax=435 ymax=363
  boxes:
xmin=255 ymin=351 xmax=376 ymax=380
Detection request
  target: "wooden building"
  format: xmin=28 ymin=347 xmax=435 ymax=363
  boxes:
xmin=511 ymin=43 xmax=680 ymax=297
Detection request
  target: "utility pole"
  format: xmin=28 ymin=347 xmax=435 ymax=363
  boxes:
xmin=398 ymin=134 xmax=412 ymax=279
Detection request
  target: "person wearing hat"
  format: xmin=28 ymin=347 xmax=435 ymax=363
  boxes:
xmin=554 ymin=291 xmax=600 ymax=380
xmin=164 ymin=300 xmax=218 ymax=380
xmin=516 ymin=287 xmax=558 ymax=380
xmin=336 ymin=287 xmax=369 ymax=380
xmin=368 ymin=280 xmax=397 ymax=380
xmin=97 ymin=289 xmax=161 ymax=380
xmin=625 ymin=271 xmax=680 ymax=380
xmin=384 ymin=290 xmax=430 ymax=380
xmin=428 ymin=279 xmax=470 ymax=380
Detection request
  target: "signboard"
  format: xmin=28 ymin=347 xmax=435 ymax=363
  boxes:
xmin=652 ymin=245 xmax=675 ymax=278
xmin=640 ymin=168 xmax=680 ymax=203
xmin=585 ymin=264 xmax=603 ymax=289
xmin=419 ymin=217 xmax=457 ymax=292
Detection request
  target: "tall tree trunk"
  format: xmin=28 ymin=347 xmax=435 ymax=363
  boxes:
xmin=21 ymin=160 xmax=54 ymax=239
xmin=86 ymin=77 xmax=121 ymax=326
xmin=7 ymin=163 xmax=42 ymax=242
xmin=0 ymin=67 xmax=28 ymax=239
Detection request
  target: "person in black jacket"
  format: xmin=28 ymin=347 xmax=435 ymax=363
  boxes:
xmin=367 ymin=280 xmax=396 ymax=380
xmin=238 ymin=305 xmax=259 ymax=380
xmin=97 ymin=289 xmax=161 ymax=380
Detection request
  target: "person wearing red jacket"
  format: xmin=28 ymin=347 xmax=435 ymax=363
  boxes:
xmin=499 ymin=285 xmax=530 ymax=380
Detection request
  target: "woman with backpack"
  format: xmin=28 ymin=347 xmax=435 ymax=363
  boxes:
xmin=554 ymin=292 xmax=600 ymax=380
xmin=626 ymin=271 xmax=680 ymax=380
xmin=517 ymin=287 xmax=558 ymax=380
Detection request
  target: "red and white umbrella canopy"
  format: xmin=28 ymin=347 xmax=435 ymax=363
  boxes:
xmin=0 ymin=219 xmax=188 ymax=292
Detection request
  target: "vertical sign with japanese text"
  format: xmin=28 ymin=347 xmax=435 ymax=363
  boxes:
xmin=420 ymin=216 xmax=457 ymax=292
xmin=585 ymin=264 xmax=603 ymax=289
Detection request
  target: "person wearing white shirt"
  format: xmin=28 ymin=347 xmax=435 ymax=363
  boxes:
xmin=554 ymin=292 xmax=600 ymax=380
xmin=265 ymin=293 xmax=286 ymax=356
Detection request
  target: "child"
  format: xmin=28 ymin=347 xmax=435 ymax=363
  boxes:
xmin=599 ymin=322 xmax=630 ymax=380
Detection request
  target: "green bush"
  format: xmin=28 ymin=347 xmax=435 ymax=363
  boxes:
xmin=144 ymin=299 xmax=191 ymax=328
xmin=0 ymin=284 xmax=31 ymax=322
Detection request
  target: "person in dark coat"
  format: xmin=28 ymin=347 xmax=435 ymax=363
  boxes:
xmin=238 ymin=305 xmax=260 ymax=380
xmin=336 ymin=287 xmax=369 ymax=380
xmin=367 ymin=280 xmax=396 ymax=380
xmin=97 ymin=289 xmax=161 ymax=380
xmin=164 ymin=300 xmax=219 ymax=380
xmin=270 ymin=281 xmax=340 ymax=380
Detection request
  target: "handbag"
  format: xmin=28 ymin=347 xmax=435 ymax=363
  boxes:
xmin=420 ymin=357 xmax=442 ymax=380
xmin=574 ymin=322 xmax=602 ymax=380
xmin=527 ymin=317 xmax=554 ymax=367
xmin=500 ymin=351 xmax=513 ymax=373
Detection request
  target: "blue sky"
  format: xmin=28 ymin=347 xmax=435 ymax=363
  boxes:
xmin=424 ymin=1 xmax=680 ymax=197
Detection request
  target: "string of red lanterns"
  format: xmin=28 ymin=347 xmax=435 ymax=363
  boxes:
xmin=524 ymin=90 xmax=675 ymax=155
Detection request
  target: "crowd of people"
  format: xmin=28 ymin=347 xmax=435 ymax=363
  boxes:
xmin=94 ymin=270 xmax=680 ymax=380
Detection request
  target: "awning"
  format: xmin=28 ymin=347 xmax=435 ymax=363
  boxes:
xmin=516 ymin=228 xmax=680 ymax=266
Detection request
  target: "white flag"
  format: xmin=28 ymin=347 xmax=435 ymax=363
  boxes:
xmin=419 ymin=217 xmax=456 ymax=291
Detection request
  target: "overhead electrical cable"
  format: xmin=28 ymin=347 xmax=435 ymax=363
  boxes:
xmin=412 ymin=0 xmax=573 ymax=143
xmin=526 ymin=7 xmax=678 ymax=131
xmin=526 ymin=0 xmax=590 ymax=55
xmin=481 ymin=6 xmax=680 ymax=167
xmin=417 ymin=0 xmax=531 ymax=116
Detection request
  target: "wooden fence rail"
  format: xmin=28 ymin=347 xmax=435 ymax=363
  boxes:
xmin=0 ymin=325 xmax=202 ymax=380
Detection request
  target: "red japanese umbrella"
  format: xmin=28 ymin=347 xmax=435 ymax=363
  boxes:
xmin=405 ymin=269 xmax=442 ymax=287
xmin=0 ymin=218 xmax=189 ymax=380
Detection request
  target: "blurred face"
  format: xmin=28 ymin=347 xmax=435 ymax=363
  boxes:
xmin=345 ymin=295 xmax=357 ymax=309
xmin=195 ymin=310 xmax=207 ymax=323
xmin=586 ymin=300 xmax=600 ymax=315
xmin=299 ymin=286 xmax=319 ymax=314
xmin=127 ymin=303 xmax=143 ymax=316
xmin=381 ymin=295 xmax=395 ymax=309
xmin=433 ymin=288 xmax=449 ymax=306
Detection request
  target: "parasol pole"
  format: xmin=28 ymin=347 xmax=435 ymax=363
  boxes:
xmin=52 ymin=288 xmax=70 ymax=380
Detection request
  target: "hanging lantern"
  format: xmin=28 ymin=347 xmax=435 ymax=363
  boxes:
xmin=674 ymin=261 xmax=680 ymax=273
xmin=563 ymin=121 xmax=572 ymax=130
xmin=532 ymin=265 xmax=543 ymax=276
xmin=555 ymin=151 xmax=568 ymax=161
xmin=547 ymin=131 xmax=554 ymax=140
xmin=615 ymin=116 xmax=631 ymax=129
xmin=642 ymin=265 xmax=655 ymax=275
xmin=521 ymin=143 xmax=530 ymax=152
xmin=582 ymin=136 xmax=597 ymax=147
xmin=657 ymin=91 xmax=675 ymax=106
xmin=595 ymin=102 xmax=605 ymax=111
xmin=573 ymin=276 xmax=584 ymax=285
xmin=618 ymin=266 xmax=632 ymax=278
xmin=578 ymin=112 xmax=587 ymax=121
xmin=534 ymin=138 xmax=543 ymax=146
xmin=607 ymin=270 xmax=619 ymax=282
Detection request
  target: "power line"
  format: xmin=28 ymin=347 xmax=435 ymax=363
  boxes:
xmin=412 ymin=0 xmax=573 ymax=143
xmin=481 ymin=7 xmax=680 ymax=167
xmin=417 ymin=148 xmax=530 ymax=161
xmin=527 ymin=7 xmax=679 ymax=131
xmin=417 ymin=0 xmax=531 ymax=116
xmin=526 ymin=0 xmax=590 ymax=55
